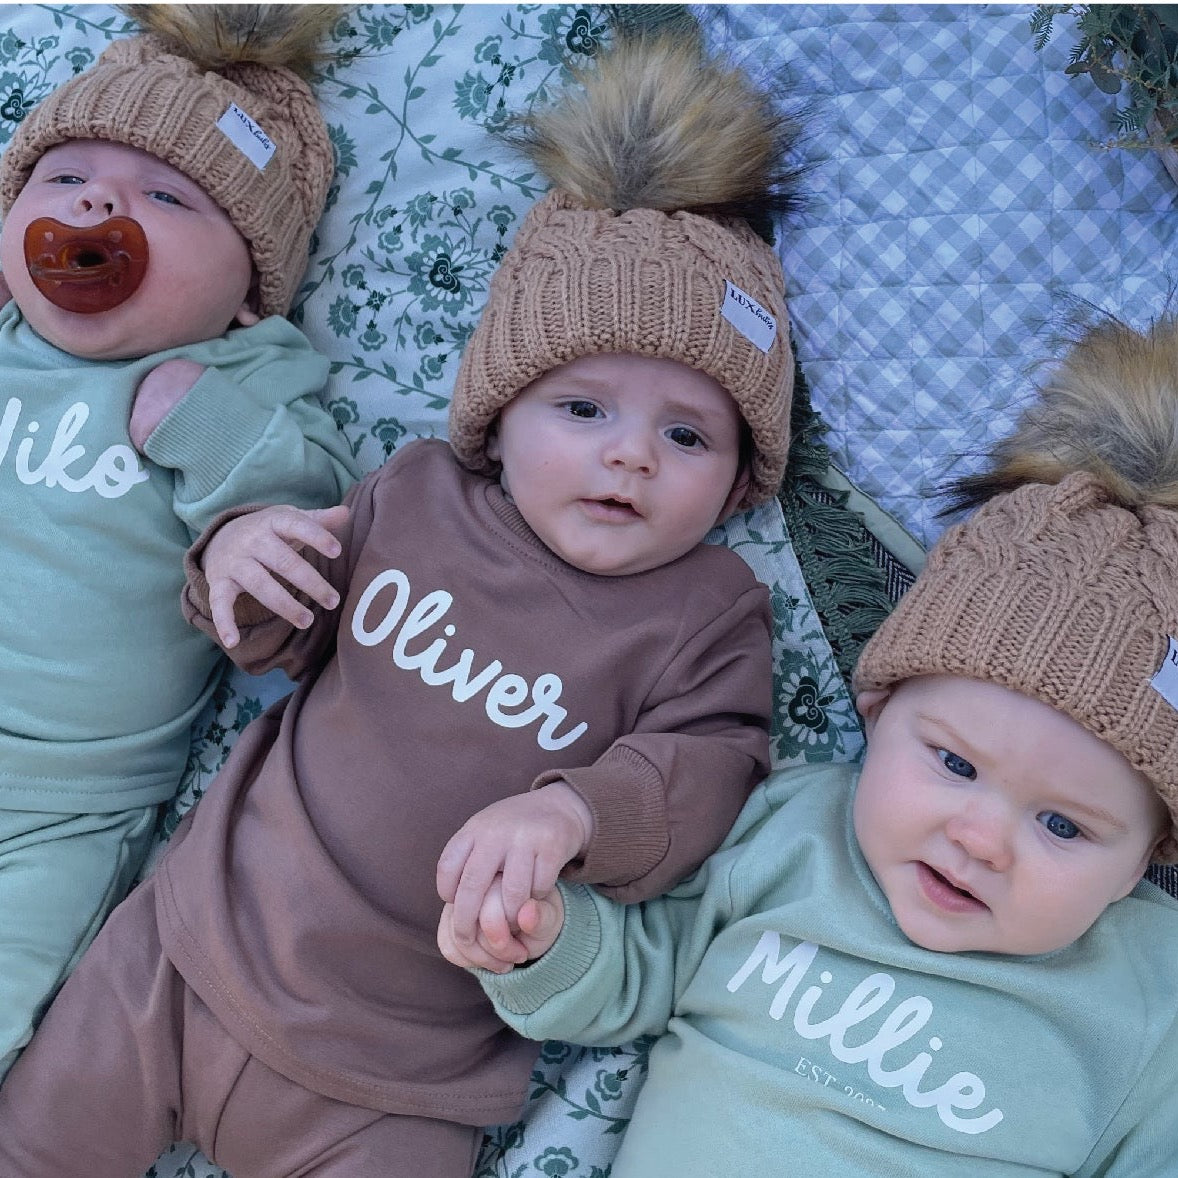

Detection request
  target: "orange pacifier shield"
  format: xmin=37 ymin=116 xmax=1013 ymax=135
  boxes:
xmin=24 ymin=216 xmax=149 ymax=314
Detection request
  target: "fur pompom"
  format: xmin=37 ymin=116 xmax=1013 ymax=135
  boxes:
xmin=948 ymin=311 xmax=1178 ymax=513
xmin=507 ymin=31 xmax=804 ymax=225
xmin=121 ymin=4 xmax=341 ymax=78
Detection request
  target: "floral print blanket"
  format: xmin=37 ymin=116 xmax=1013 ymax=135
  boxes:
xmin=0 ymin=7 xmax=871 ymax=1175
xmin=5 ymin=4 xmax=1171 ymax=1176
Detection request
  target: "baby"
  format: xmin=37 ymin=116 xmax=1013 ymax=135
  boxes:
xmin=0 ymin=33 xmax=798 ymax=1176
xmin=0 ymin=7 xmax=356 ymax=1081
xmin=450 ymin=313 xmax=1178 ymax=1176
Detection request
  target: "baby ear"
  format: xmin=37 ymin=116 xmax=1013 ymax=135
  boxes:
xmin=234 ymin=273 xmax=262 ymax=327
xmin=715 ymin=467 xmax=752 ymax=524
xmin=855 ymin=687 xmax=891 ymax=735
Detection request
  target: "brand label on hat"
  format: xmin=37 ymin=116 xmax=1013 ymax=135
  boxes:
xmin=1150 ymin=636 xmax=1178 ymax=712
xmin=722 ymin=280 xmax=777 ymax=354
xmin=216 ymin=103 xmax=275 ymax=171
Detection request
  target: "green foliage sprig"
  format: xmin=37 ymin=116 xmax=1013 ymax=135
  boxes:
xmin=1032 ymin=4 xmax=1178 ymax=149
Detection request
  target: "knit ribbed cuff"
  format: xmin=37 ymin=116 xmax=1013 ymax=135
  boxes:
xmin=144 ymin=366 xmax=275 ymax=503
xmin=475 ymin=883 xmax=602 ymax=1018
xmin=533 ymin=744 xmax=668 ymax=889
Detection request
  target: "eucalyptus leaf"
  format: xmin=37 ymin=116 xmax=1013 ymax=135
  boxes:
xmin=1033 ymin=2 xmax=1178 ymax=155
xmin=1090 ymin=56 xmax=1126 ymax=92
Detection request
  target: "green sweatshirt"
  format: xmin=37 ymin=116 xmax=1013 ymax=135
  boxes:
xmin=481 ymin=763 xmax=1178 ymax=1176
xmin=0 ymin=304 xmax=357 ymax=812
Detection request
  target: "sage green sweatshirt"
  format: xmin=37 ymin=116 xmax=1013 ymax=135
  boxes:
xmin=0 ymin=303 xmax=357 ymax=811
xmin=482 ymin=763 xmax=1178 ymax=1176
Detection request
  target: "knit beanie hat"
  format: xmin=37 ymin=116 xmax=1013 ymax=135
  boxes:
xmin=0 ymin=6 xmax=337 ymax=318
xmin=854 ymin=314 xmax=1178 ymax=862
xmin=448 ymin=33 xmax=803 ymax=510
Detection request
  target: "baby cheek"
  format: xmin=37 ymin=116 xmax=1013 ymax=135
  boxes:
xmin=850 ymin=780 xmax=882 ymax=852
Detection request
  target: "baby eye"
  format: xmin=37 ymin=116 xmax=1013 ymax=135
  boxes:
xmin=148 ymin=190 xmax=182 ymax=206
xmin=937 ymin=749 xmax=976 ymax=779
xmin=48 ymin=174 xmax=84 ymax=185
xmin=1038 ymin=811 xmax=1080 ymax=840
xmin=563 ymin=400 xmax=601 ymax=419
xmin=667 ymin=426 xmax=704 ymax=449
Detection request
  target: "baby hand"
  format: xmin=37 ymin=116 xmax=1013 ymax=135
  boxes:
xmin=200 ymin=503 xmax=351 ymax=648
xmin=436 ymin=781 xmax=592 ymax=953
xmin=438 ymin=884 xmax=566 ymax=973
xmin=128 ymin=358 xmax=207 ymax=452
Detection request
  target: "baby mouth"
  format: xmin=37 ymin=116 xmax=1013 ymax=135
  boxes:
xmin=583 ymin=496 xmax=641 ymax=520
xmin=24 ymin=215 xmax=149 ymax=314
xmin=917 ymin=863 xmax=986 ymax=912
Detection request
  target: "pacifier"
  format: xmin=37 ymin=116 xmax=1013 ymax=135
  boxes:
xmin=23 ymin=216 xmax=149 ymax=314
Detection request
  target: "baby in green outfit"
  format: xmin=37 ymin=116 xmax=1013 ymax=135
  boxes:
xmin=446 ymin=312 xmax=1178 ymax=1177
xmin=0 ymin=6 xmax=355 ymax=1081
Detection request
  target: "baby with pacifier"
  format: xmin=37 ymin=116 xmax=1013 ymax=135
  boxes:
xmin=0 ymin=3 xmax=356 ymax=1083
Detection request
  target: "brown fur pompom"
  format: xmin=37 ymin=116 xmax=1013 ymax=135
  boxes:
xmin=948 ymin=311 xmax=1178 ymax=514
xmin=507 ymin=32 xmax=803 ymax=225
xmin=122 ymin=4 xmax=341 ymax=78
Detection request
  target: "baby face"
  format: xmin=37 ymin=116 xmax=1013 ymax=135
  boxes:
xmin=0 ymin=140 xmax=255 ymax=359
xmin=487 ymin=352 xmax=747 ymax=576
xmin=853 ymin=674 xmax=1166 ymax=956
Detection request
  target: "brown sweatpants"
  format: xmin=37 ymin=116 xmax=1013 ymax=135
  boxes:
xmin=0 ymin=876 xmax=483 ymax=1178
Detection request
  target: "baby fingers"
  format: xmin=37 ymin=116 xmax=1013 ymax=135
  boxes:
xmin=437 ymin=900 xmax=525 ymax=973
xmin=202 ymin=505 xmax=347 ymax=644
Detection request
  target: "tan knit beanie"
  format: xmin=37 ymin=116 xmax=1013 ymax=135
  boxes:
xmin=449 ymin=190 xmax=792 ymax=508
xmin=0 ymin=8 xmax=336 ymax=318
xmin=448 ymin=33 xmax=803 ymax=510
xmin=854 ymin=416 xmax=1178 ymax=863
xmin=857 ymin=315 xmax=1178 ymax=867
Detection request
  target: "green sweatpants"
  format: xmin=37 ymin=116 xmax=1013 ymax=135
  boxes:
xmin=0 ymin=804 xmax=156 ymax=1082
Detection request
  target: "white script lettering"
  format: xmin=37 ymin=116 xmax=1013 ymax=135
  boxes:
xmin=728 ymin=933 xmax=1003 ymax=1135
xmin=351 ymin=568 xmax=589 ymax=751
xmin=0 ymin=398 xmax=148 ymax=499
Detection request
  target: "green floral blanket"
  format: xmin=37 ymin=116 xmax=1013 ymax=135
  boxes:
xmin=0 ymin=6 xmax=917 ymax=1176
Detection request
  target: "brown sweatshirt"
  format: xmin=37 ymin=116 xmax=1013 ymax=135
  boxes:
xmin=160 ymin=438 xmax=772 ymax=1124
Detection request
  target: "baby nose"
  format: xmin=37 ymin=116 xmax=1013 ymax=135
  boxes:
xmin=604 ymin=432 xmax=656 ymax=475
xmin=944 ymin=805 xmax=1014 ymax=872
xmin=73 ymin=180 xmax=119 ymax=219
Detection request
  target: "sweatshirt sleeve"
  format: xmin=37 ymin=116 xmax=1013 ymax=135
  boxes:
xmin=477 ymin=792 xmax=769 ymax=1046
xmin=477 ymin=879 xmax=714 ymax=1045
xmin=535 ymin=582 xmax=773 ymax=902
xmin=142 ymin=321 xmax=359 ymax=537
xmin=181 ymin=465 xmax=381 ymax=683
